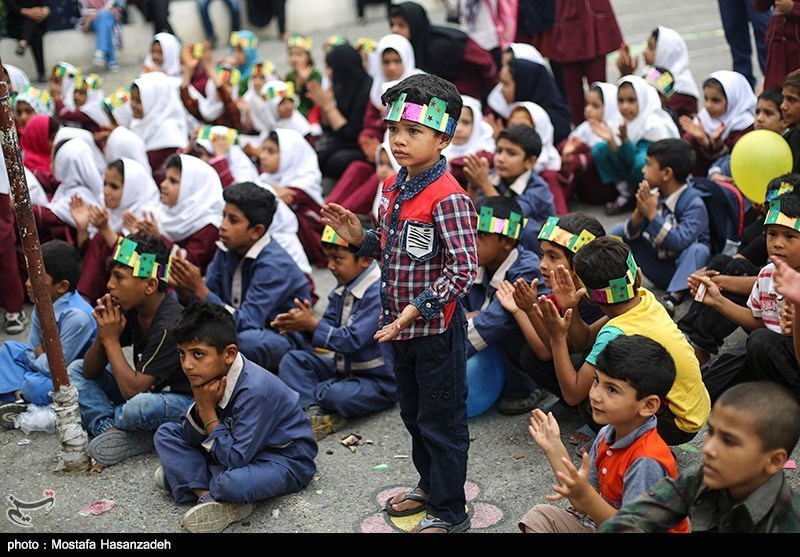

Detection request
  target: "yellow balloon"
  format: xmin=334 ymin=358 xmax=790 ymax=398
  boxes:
xmin=730 ymin=129 xmax=793 ymax=203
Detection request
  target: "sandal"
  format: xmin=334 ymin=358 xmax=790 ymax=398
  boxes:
xmin=574 ymin=439 xmax=595 ymax=458
xmin=415 ymin=514 xmax=471 ymax=533
xmin=568 ymin=424 xmax=595 ymax=446
xmin=385 ymin=488 xmax=428 ymax=517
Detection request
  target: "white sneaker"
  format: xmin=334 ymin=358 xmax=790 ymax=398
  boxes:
xmin=108 ymin=61 xmax=120 ymax=73
xmin=4 ymin=311 xmax=27 ymax=335
xmin=92 ymin=50 xmax=105 ymax=66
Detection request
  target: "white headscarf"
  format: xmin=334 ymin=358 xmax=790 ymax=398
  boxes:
xmin=186 ymin=77 xmax=224 ymax=122
xmin=156 ymin=154 xmax=223 ymax=242
xmin=569 ymin=82 xmax=621 ymax=148
xmin=48 ymin=139 xmax=103 ymax=227
xmin=53 ymin=62 xmax=77 ymax=111
xmin=371 ymin=139 xmax=402 ymax=219
xmin=617 ymin=75 xmax=680 ymax=144
xmin=194 ymin=126 xmax=260 ymax=184
xmin=243 ymin=75 xmax=276 ymax=135
xmin=651 ymin=26 xmax=700 ymax=98
xmin=507 ymin=43 xmax=547 ymax=66
xmin=54 ymin=126 xmax=106 ymax=174
xmin=4 ymin=64 xmax=29 ymax=93
xmin=142 ymin=33 xmax=182 ymax=77
xmin=369 ymin=34 xmax=418 ymax=110
xmin=258 ymin=128 xmax=323 ymax=206
xmin=265 ymin=97 xmax=313 ymax=137
xmin=254 ymin=181 xmax=312 ymax=275
xmin=511 ymin=101 xmax=562 ymax=172
xmin=442 ymin=95 xmax=495 ymax=160
xmin=105 ymin=126 xmax=151 ymax=174
xmin=487 ymin=43 xmax=549 ymax=119
xmin=106 ymin=158 xmax=161 ymax=234
xmin=696 ymin=70 xmax=756 ymax=141
xmin=131 ymin=72 xmax=188 ymax=151
xmin=78 ymin=85 xmax=111 ymax=127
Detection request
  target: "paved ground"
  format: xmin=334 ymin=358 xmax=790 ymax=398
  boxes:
xmin=0 ymin=0 xmax=792 ymax=537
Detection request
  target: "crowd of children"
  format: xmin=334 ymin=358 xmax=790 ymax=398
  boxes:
xmin=2 ymin=0 xmax=800 ymax=534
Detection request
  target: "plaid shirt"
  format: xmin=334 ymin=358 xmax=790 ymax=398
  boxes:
xmin=354 ymin=157 xmax=477 ymax=340
xmin=599 ymin=464 xmax=800 ymax=533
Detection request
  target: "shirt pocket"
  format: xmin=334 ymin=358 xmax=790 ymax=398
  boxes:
xmin=401 ymin=220 xmax=438 ymax=262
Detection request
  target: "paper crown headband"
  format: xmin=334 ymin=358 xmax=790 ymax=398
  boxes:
xmin=579 ymin=251 xmax=639 ymax=304
xmin=102 ymin=88 xmax=130 ymax=112
xmin=52 ymin=63 xmax=75 ymax=79
xmin=354 ymin=37 xmax=377 ymax=54
xmin=537 ymin=217 xmax=596 ymax=253
xmin=197 ymin=125 xmax=238 ymax=146
xmin=74 ymin=73 xmax=102 ymax=91
xmin=643 ymin=66 xmax=675 ymax=99
xmin=321 ymin=225 xmax=348 ymax=247
xmin=325 ymin=34 xmax=349 ymax=48
xmin=217 ymin=65 xmax=241 ymax=86
xmin=262 ymin=81 xmax=295 ymax=101
xmin=764 ymin=198 xmax=800 ymax=231
xmin=14 ymin=85 xmax=52 ymax=109
xmin=111 ymin=237 xmax=171 ymax=281
xmin=230 ymin=31 xmax=258 ymax=50
xmin=766 ymin=180 xmax=796 ymax=203
xmin=286 ymin=34 xmax=313 ymax=51
xmin=251 ymin=61 xmax=275 ymax=77
xmin=384 ymin=93 xmax=458 ymax=136
xmin=477 ymin=206 xmax=527 ymax=240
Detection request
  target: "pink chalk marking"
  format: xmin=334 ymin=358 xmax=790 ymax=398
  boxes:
xmin=470 ymin=503 xmax=504 ymax=529
xmin=464 ymin=480 xmax=480 ymax=501
xmin=361 ymin=513 xmax=396 ymax=533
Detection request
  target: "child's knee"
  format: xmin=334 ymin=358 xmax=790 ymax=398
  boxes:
xmin=746 ymin=327 xmax=777 ymax=355
xmin=153 ymin=421 xmax=182 ymax=451
xmin=277 ymin=350 xmax=306 ymax=376
xmin=66 ymin=360 xmax=86 ymax=384
xmin=19 ymin=378 xmax=52 ymax=406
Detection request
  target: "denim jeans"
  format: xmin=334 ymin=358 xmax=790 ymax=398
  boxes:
xmin=68 ymin=360 xmax=192 ymax=437
xmin=197 ymin=0 xmax=241 ymax=43
xmin=390 ymin=304 xmax=470 ymax=525
xmin=89 ymin=10 xmax=116 ymax=64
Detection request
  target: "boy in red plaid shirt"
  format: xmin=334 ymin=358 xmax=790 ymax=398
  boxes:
xmin=321 ymin=74 xmax=478 ymax=533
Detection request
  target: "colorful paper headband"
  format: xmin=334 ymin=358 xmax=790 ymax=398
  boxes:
xmin=384 ymin=93 xmax=458 ymax=136
xmin=52 ymin=63 xmax=75 ymax=79
xmin=764 ymin=199 xmax=800 ymax=231
xmin=321 ymin=225 xmax=348 ymax=247
xmin=580 ymin=251 xmax=639 ymax=304
xmin=217 ymin=65 xmax=241 ymax=86
xmin=643 ymin=66 xmax=675 ymax=99
xmin=286 ymin=34 xmax=313 ymax=51
xmin=354 ymin=37 xmax=377 ymax=54
xmin=251 ymin=61 xmax=275 ymax=77
xmin=477 ymin=206 xmax=527 ymax=240
xmin=101 ymin=88 xmax=130 ymax=113
xmin=230 ymin=31 xmax=258 ymax=50
xmin=112 ymin=237 xmax=171 ymax=281
xmin=197 ymin=125 xmax=238 ymax=146
xmin=13 ymin=85 xmax=52 ymax=111
xmin=537 ymin=217 xmax=596 ymax=253
xmin=766 ymin=181 xmax=796 ymax=203
xmin=74 ymin=73 xmax=102 ymax=91
xmin=263 ymin=81 xmax=295 ymax=101
xmin=326 ymin=34 xmax=348 ymax=48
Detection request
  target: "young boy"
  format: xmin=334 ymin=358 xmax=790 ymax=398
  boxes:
xmin=169 ymin=182 xmax=312 ymax=373
xmin=275 ymin=220 xmax=397 ymax=441
xmin=321 ymin=73 xmax=477 ymax=533
xmin=609 ymin=138 xmax=711 ymax=316
xmin=696 ymin=192 xmax=800 ymax=402
xmin=463 ymin=125 xmax=556 ymax=255
xmin=535 ymin=236 xmax=711 ymax=446
xmin=781 ymin=70 xmax=800 ymax=174
xmin=463 ymin=196 xmax=545 ymax=415
xmin=0 ymin=241 xmax=96 ymax=425
xmin=519 ymin=335 xmax=689 ymax=533
xmin=153 ymin=302 xmax=317 ymax=533
xmin=600 ymin=381 xmax=800 ymax=532
xmin=68 ymin=232 xmax=192 ymax=466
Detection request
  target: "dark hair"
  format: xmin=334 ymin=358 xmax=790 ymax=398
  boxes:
xmin=52 ymin=138 xmax=70 ymax=160
xmin=702 ymin=77 xmax=726 ymax=99
xmin=165 ymin=154 xmax=182 ymax=172
xmin=594 ymin=334 xmax=676 ymax=401
xmin=646 ymin=138 xmax=695 ymax=183
xmin=382 ymin=73 xmax=462 ymax=125
xmin=590 ymin=84 xmax=604 ymax=104
xmin=321 ymin=214 xmax=374 ymax=249
xmin=48 ymin=116 xmax=60 ymax=140
xmin=572 ymin=237 xmax=635 ymax=301
xmin=223 ymin=182 xmax=277 ymax=231
xmin=759 ymin=87 xmax=784 ymax=110
xmin=497 ymin=125 xmax=542 ymax=158
xmin=650 ymin=28 xmax=659 ymax=41
xmin=107 ymin=231 xmax=171 ymax=292
xmin=716 ymin=382 xmax=800 ymax=454
xmin=172 ymin=302 xmax=238 ymax=354
xmin=267 ymin=130 xmax=279 ymax=145
xmin=107 ymin=158 xmax=125 ymax=180
xmin=41 ymin=240 xmax=82 ymax=292
xmin=783 ymin=69 xmax=800 ymax=91
xmin=474 ymin=196 xmax=524 ymax=245
xmin=543 ymin=212 xmax=606 ymax=265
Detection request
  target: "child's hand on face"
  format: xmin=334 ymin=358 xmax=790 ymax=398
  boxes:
xmin=320 ymin=203 xmax=366 ymax=246
xmin=552 ymin=266 xmax=586 ymax=311
xmin=193 ymin=376 xmax=226 ymax=411
xmin=513 ymin=277 xmax=539 ymax=314
xmin=528 ymin=408 xmax=562 ymax=455
xmin=496 ymin=279 xmax=521 ymax=314
xmin=533 ymin=297 xmax=573 ymax=340
xmin=93 ymin=294 xmax=127 ymax=342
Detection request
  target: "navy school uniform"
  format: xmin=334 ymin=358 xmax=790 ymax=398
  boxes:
xmin=490 ymin=170 xmax=556 ymax=254
xmin=279 ymin=262 xmax=398 ymax=417
xmin=203 ymin=233 xmax=312 ymax=373
xmin=154 ymin=354 xmax=318 ymax=505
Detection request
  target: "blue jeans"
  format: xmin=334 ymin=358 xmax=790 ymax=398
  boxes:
xmin=390 ymin=305 xmax=470 ymax=525
xmin=717 ymin=0 xmax=770 ymax=86
xmin=89 ymin=10 xmax=116 ymax=64
xmin=68 ymin=360 xmax=192 ymax=437
xmin=197 ymin=0 xmax=241 ymax=43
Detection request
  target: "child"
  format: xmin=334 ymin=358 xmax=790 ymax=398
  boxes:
xmin=193 ymin=125 xmax=258 ymax=187
xmin=444 ymin=95 xmax=496 ymax=190
xmin=464 ymin=125 xmax=556 ymax=254
xmin=321 ymin=73 xmax=477 ymax=533
xmin=67 ymin=232 xmax=193 ymax=466
xmin=758 ymin=0 xmax=800 ymax=90
xmin=12 ymin=85 xmax=51 ymax=133
xmin=154 ymin=302 xmax=317 ymax=533
xmin=179 ymin=45 xmax=242 ymax=131
xmin=600 ymin=381 xmax=800 ymax=532
xmin=275 ymin=219 xmax=397 ymax=440
xmin=58 ymin=73 xmax=109 ymax=134
xmin=463 ymin=196 xmax=545 ymax=415
xmin=141 ymin=32 xmax=182 ymax=78
xmin=486 ymin=43 xmax=556 ymax=122
xmin=169 ymin=182 xmax=312 ymax=373
xmin=610 ymin=138 xmax=711 ymax=315
xmin=680 ymin=70 xmax=756 ymax=177
xmin=519 ymin=335 xmax=689 ymax=533
xmin=0 ymin=241 xmax=96 ymax=423
xmin=223 ymin=30 xmax=259 ymax=97
xmin=261 ymin=80 xmax=314 ymax=139
xmin=284 ymin=33 xmax=322 ymax=122
xmin=19 ymin=114 xmax=59 ymax=198
xmin=48 ymin=61 xmax=77 ymax=112
xmin=782 ymin=70 xmax=800 ymax=174
xmin=535 ymin=236 xmax=711 ymax=446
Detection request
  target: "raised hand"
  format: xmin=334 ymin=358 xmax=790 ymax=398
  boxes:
xmin=773 ymin=255 xmax=800 ymax=305
xmin=463 ymin=153 xmax=491 ymax=190
xmin=528 ymin=409 xmax=562 ymax=455
xmin=549 ymin=453 xmax=594 ymax=504
xmin=69 ymin=195 xmax=89 ymax=232
xmin=533 ymin=297 xmax=573 ymax=340
xmin=513 ymin=277 xmax=539 ymax=314
xmin=588 ymin=119 xmax=614 ymax=143
xmin=496 ymin=279 xmax=521 ymax=314
xmin=320 ymin=202 xmax=366 ymax=246
xmin=552 ymin=266 xmax=586 ymax=311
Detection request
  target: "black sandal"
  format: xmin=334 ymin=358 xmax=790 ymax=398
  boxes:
xmin=384 ymin=488 xmax=428 ymax=517
xmin=415 ymin=514 xmax=471 ymax=533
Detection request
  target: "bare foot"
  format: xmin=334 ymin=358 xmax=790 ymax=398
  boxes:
xmin=388 ymin=487 xmax=426 ymax=514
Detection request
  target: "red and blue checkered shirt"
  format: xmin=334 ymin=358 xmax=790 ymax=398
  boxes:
xmin=354 ymin=157 xmax=477 ymax=339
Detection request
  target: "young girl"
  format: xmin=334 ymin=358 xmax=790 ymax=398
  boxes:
xmin=141 ymin=32 xmax=182 ymax=79
xmin=130 ymin=73 xmax=188 ymax=183
xmin=445 ymin=95 xmax=496 ymax=190
xmin=71 ymin=158 xmax=160 ymax=301
xmin=680 ymin=70 xmax=756 ymax=177
xmin=19 ymin=114 xmax=59 ymax=198
xmin=104 ymin=126 xmax=151 ymax=176
xmin=239 ymin=60 xmax=281 ymax=139
xmin=258 ymin=128 xmax=326 ymax=269
xmin=594 ymin=75 xmax=680 ymax=215
xmin=49 ymin=61 xmax=77 ymax=111
xmin=53 ymin=126 xmax=106 ymax=174
xmin=59 ymin=73 xmax=110 ymax=133
xmin=285 ymin=34 xmax=322 ymax=122
xmin=558 ymin=82 xmax=620 ymax=205
xmin=222 ymin=30 xmax=259 ymax=97
xmin=262 ymin=80 xmax=315 ymax=139
xmin=370 ymin=141 xmax=401 ymax=221
xmin=487 ymin=42 xmax=551 ymax=120
xmin=179 ymin=45 xmax=242 ymax=130
xmin=193 ymin=125 xmax=259 ymax=187
xmin=12 ymin=85 xmax=51 ymax=133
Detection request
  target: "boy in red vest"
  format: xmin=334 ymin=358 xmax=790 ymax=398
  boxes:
xmin=519 ymin=334 xmax=689 ymax=534
xmin=321 ymin=74 xmax=478 ymax=533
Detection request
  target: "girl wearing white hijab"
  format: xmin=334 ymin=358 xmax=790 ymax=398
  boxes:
xmin=142 ymin=32 xmax=182 ymax=78
xmin=648 ymin=26 xmax=700 ymax=116
xmin=255 ymin=181 xmax=312 ymax=275
xmin=104 ymin=126 xmax=151 ymax=175
xmin=487 ymin=43 xmax=551 ymax=120
xmin=194 ymin=125 xmax=260 ymax=186
xmin=444 ymin=95 xmax=496 ymax=190
xmin=240 ymin=62 xmax=280 ymax=138
xmin=258 ymin=128 xmax=326 ymax=268
xmin=62 ymin=74 xmax=111 ymax=131
xmin=4 ymin=64 xmax=30 ymax=94
xmin=594 ymin=75 xmax=680 ymax=214
xmin=53 ymin=126 xmax=106 ymax=174
xmin=262 ymin=80 xmax=314 ymax=137
xmin=508 ymin=101 xmax=561 ymax=172
xmin=47 ymin=139 xmax=103 ymax=231
xmin=50 ymin=62 xmax=77 ymax=111
xmin=680 ymin=70 xmax=756 ymax=176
